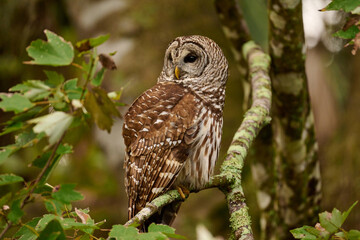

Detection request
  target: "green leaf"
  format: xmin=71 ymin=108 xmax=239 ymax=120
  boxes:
xmin=15 ymin=130 xmax=44 ymax=148
xmin=1 ymin=106 xmax=44 ymax=137
xmin=109 ymin=225 xmax=139 ymax=240
xmin=44 ymin=71 xmax=65 ymax=87
xmin=25 ymin=29 xmax=74 ymax=66
xmin=63 ymin=78 xmax=82 ymax=100
xmin=36 ymin=154 xmax=62 ymax=187
xmin=0 ymin=121 xmax=24 ymax=136
xmin=137 ymin=232 xmax=167 ymax=240
xmin=11 ymin=106 xmax=44 ymax=121
xmin=92 ymin=68 xmax=105 ymax=86
xmin=323 ymin=0 xmax=360 ymax=12
xmin=76 ymin=34 xmax=110 ymax=52
xmin=84 ymin=87 xmax=121 ymax=133
xmin=38 ymin=219 xmax=66 ymax=240
xmin=34 ymin=183 xmax=53 ymax=195
xmin=49 ymin=88 xmax=67 ymax=110
xmin=52 ymin=183 xmax=84 ymax=204
xmin=44 ymin=199 xmax=66 ymax=215
xmin=77 ymin=235 xmax=91 ymax=240
xmin=35 ymin=214 xmax=60 ymax=232
xmin=0 ymin=93 xmax=34 ymax=113
xmin=8 ymin=199 xmax=24 ymax=224
xmin=290 ymin=226 xmax=319 ymax=239
xmin=60 ymin=217 xmax=98 ymax=235
xmin=10 ymin=80 xmax=51 ymax=101
xmin=148 ymin=223 xmax=174 ymax=234
xmin=319 ymin=211 xmax=338 ymax=234
xmin=0 ymin=192 xmax=12 ymax=207
xmin=57 ymin=144 xmax=73 ymax=155
xmin=334 ymin=25 xmax=360 ymax=39
xmin=0 ymin=174 xmax=24 ymax=186
xmin=35 ymin=214 xmax=58 ymax=232
xmin=32 ymin=144 xmax=71 ymax=169
xmin=32 ymin=152 xmax=52 ymax=168
xmin=28 ymin=111 xmax=73 ymax=146
xmin=0 ymin=147 xmax=13 ymax=164
xmin=13 ymin=217 xmax=41 ymax=240
xmin=148 ymin=223 xmax=186 ymax=239
xmin=349 ymin=230 xmax=360 ymax=240
xmin=342 ymin=201 xmax=358 ymax=223
xmin=89 ymin=34 xmax=110 ymax=47
xmin=331 ymin=208 xmax=343 ymax=228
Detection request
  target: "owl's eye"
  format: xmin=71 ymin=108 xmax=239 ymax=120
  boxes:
xmin=184 ymin=54 xmax=197 ymax=63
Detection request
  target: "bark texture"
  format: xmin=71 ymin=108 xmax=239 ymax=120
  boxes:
xmin=266 ymin=1 xmax=322 ymax=239
xmin=214 ymin=0 xmax=251 ymax=108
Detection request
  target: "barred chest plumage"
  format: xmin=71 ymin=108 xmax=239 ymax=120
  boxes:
xmin=174 ymin=103 xmax=223 ymax=190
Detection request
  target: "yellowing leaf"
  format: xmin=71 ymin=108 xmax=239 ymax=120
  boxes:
xmin=28 ymin=112 xmax=73 ymax=146
xmin=84 ymin=87 xmax=121 ymax=133
xmin=75 ymin=208 xmax=91 ymax=224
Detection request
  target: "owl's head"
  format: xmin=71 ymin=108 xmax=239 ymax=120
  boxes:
xmin=159 ymin=35 xmax=228 ymax=88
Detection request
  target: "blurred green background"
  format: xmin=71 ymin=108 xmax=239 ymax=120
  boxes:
xmin=0 ymin=0 xmax=359 ymax=239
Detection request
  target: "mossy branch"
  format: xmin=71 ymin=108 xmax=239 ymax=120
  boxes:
xmin=218 ymin=41 xmax=271 ymax=240
xmin=125 ymin=41 xmax=271 ymax=240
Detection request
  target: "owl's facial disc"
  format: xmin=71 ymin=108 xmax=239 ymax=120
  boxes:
xmin=164 ymin=41 xmax=208 ymax=80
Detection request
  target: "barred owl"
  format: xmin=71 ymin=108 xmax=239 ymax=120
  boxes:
xmin=123 ymin=35 xmax=228 ymax=228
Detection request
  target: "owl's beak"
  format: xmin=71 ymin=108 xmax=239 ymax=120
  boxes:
xmin=175 ymin=66 xmax=180 ymax=79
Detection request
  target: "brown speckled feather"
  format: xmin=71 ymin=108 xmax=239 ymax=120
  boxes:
xmin=123 ymin=82 xmax=199 ymax=219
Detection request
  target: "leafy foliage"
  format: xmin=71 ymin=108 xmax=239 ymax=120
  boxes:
xmin=0 ymin=29 xmax=186 ymax=240
xmin=109 ymin=224 xmax=186 ymax=240
xmin=322 ymin=0 xmax=360 ymax=12
xmin=323 ymin=0 xmax=360 ymax=54
xmin=291 ymin=202 xmax=360 ymax=240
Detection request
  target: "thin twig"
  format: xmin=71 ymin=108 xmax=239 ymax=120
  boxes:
xmin=80 ymin=57 xmax=94 ymax=101
xmin=24 ymin=131 xmax=67 ymax=203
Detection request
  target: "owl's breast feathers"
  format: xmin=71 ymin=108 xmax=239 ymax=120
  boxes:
xmin=123 ymin=81 xmax=223 ymax=219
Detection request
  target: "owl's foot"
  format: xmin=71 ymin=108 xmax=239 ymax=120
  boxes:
xmin=176 ymin=185 xmax=190 ymax=200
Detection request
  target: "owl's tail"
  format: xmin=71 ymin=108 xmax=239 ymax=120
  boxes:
xmin=141 ymin=201 xmax=182 ymax=232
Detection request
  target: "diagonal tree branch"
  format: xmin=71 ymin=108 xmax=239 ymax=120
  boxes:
xmin=218 ymin=41 xmax=271 ymax=240
xmin=125 ymin=41 xmax=271 ymax=240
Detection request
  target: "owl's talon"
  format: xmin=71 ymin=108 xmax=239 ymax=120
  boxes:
xmin=176 ymin=186 xmax=190 ymax=200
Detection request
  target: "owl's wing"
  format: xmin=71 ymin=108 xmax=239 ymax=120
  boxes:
xmin=123 ymin=82 xmax=200 ymax=219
